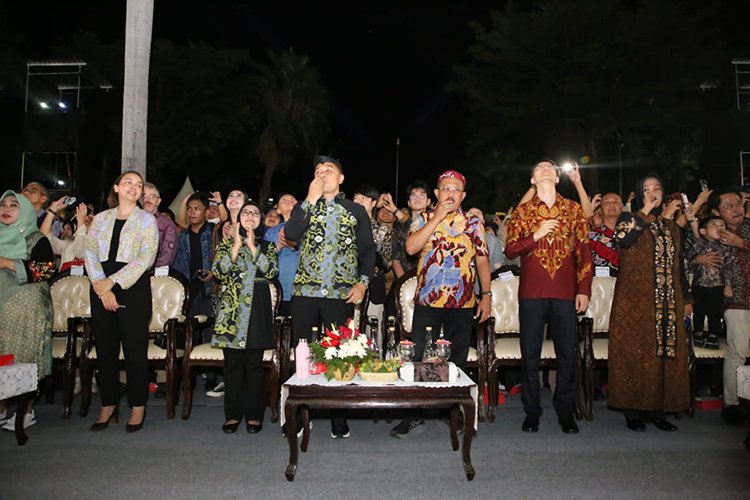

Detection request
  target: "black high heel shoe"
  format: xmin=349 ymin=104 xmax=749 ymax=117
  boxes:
xmin=125 ymin=407 xmax=146 ymax=433
xmin=90 ymin=406 xmax=119 ymax=431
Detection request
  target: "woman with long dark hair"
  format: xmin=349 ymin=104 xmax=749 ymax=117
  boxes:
xmin=85 ymin=171 xmax=158 ymax=433
xmin=211 ymin=200 xmax=278 ymax=433
xmin=608 ymin=173 xmax=691 ymax=432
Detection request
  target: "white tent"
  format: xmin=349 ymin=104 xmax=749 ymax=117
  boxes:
xmin=167 ymin=177 xmax=195 ymax=216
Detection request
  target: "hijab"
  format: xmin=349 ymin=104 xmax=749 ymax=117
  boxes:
xmin=632 ymin=172 xmax=665 ymax=217
xmin=0 ymin=190 xmax=38 ymax=259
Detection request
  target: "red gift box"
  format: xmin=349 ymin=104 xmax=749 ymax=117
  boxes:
xmin=0 ymin=353 xmax=14 ymax=366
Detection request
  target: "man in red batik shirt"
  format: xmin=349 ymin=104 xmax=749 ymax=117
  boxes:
xmin=505 ymin=160 xmax=593 ymax=434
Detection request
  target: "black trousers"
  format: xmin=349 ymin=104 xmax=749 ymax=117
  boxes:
xmin=90 ymin=276 xmax=151 ymax=408
xmin=411 ymin=305 xmax=474 ymax=370
xmin=223 ymin=348 xmax=265 ymax=422
xmin=291 ymin=296 xmax=354 ymax=347
xmin=692 ymin=286 xmax=723 ymax=335
xmin=519 ymin=298 xmax=578 ymax=419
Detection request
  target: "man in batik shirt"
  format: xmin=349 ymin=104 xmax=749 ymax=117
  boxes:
xmin=505 ymin=160 xmax=592 ymax=435
xmin=391 ymin=169 xmax=491 ymax=438
xmin=285 ymin=155 xmax=376 ymax=439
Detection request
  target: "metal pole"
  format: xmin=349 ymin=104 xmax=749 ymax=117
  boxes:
xmin=395 ymin=137 xmax=401 ymax=205
xmin=617 ymin=136 xmax=624 ymax=199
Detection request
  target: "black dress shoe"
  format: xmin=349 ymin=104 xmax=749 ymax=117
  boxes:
xmin=522 ymin=416 xmax=539 ymax=433
xmin=246 ymin=422 xmax=263 ymax=434
xmin=626 ymin=418 xmax=646 ymax=432
xmin=559 ymin=416 xmax=579 ymax=434
xmin=651 ymin=418 xmax=678 ymax=432
xmin=222 ymin=421 xmax=240 ymax=433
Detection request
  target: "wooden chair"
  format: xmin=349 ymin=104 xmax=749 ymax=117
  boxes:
xmin=579 ymin=276 xmax=617 ymax=421
xmin=181 ymin=279 xmax=283 ymax=422
xmin=485 ymin=267 xmax=584 ymax=422
xmin=48 ymin=270 xmax=91 ymax=418
xmin=391 ymin=269 xmax=486 ymax=422
xmin=79 ymin=270 xmax=190 ymax=419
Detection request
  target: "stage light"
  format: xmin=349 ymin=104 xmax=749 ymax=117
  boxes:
xmin=58 ymin=102 xmax=67 ymax=109
xmin=39 ymin=102 xmax=49 ymax=109
xmin=56 ymin=180 xmax=65 ymax=186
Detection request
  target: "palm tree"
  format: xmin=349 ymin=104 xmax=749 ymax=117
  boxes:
xmin=254 ymin=49 xmax=329 ymax=207
xmin=121 ymin=0 xmax=154 ymax=177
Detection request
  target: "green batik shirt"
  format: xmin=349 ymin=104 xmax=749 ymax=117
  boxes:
xmin=284 ymin=192 xmax=376 ymax=300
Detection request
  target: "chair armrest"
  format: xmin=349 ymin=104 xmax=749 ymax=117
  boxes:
xmin=483 ymin=317 xmax=496 ymax=366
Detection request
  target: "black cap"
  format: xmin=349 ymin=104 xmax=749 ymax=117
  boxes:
xmin=313 ymin=155 xmax=343 ymax=173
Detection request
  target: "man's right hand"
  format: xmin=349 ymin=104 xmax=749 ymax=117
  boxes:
xmin=434 ymin=200 xmax=456 ymax=221
xmin=693 ymin=251 xmax=723 ymax=269
xmin=533 ymin=219 xmax=559 ymax=241
xmin=306 ymin=177 xmax=324 ymax=205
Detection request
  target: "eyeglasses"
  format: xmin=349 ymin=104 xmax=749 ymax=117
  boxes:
xmin=409 ymin=192 xmax=428 ymax=200
xmin=21 ymin=186 xmax=39 ymax=194
xmin=719 ymin=201 xmax=744 ymax=211
xmin=241 ymin=209 xmax=261 ymax=217
xmin=438 ymin=186 xmax=463 ymax=193
xmin=143 ymin=194 xmax=159 ymax=200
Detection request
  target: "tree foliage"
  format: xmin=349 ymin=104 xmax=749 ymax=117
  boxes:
xmin=452 ymin=0 xmax=725 ymax=208
xmin=252 ymin=49 xmax=329 ymax=207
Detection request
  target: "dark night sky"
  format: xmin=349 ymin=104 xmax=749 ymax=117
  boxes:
xmin=4 ymin=1 xmax=749 ymax=205
xmin=6 ymin=1 xmax=496 ymax=202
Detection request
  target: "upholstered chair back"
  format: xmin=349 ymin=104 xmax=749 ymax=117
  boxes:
xmin=586 ymin=277 xmax=617 ymax=333
xmin=397 ymin=275 xmax=419 ymax=333
xmin=149 ymin=275 xmax=187 ymax=332
xmin=490 ymin=276 xmax=520 ymax=335
xmin=50 ymin=275 xmax=91 ymax=332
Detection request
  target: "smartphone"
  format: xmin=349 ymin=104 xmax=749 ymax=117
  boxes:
xmin=699 ymin=179 xmax=709 ymax=192
xmin=680 ymin=193 xmax=690 ymax=207
xmin=65 ymin=196 xmax=77 ymax=206
xmin=561 ymin=162 xmax=574 ymax=174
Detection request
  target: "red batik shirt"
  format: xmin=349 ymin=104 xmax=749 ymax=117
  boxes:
xmin=505 ymin=193 xmax=593 ymax=300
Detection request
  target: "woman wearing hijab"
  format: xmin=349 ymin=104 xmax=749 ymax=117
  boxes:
xmin=0 ymin=190 xmax=56 ymax=430
xmin=85 ymin=171 xmax=158 ymax=433
xmin=211 ymin=200 xmax=278 ymax=434
xmin=608 ymin=173 xmax=692 ymax=432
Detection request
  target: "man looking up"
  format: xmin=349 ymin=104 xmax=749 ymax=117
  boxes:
xmin=142 ymin=182 xmax=177 ymax=267
xmin=21 ymin=181 xmax=62 ymax=237
xmin=391 ymin=170 xmax=492 ymax=438
xmin=263 ymin=193 xmax=299 ymax=317
xmin=285 ymin=155 xmax=376 ymax=439
xmin=704 ymin=190 xmax=750 ymax=426
xmin=505 ymin=160 xmax=592 ymax=435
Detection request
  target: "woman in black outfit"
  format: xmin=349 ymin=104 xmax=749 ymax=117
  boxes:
xmin=84 ymin=171 xmax=158 ymax=432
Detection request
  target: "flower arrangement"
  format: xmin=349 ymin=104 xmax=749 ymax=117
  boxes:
xmin=309 ymin=319 xmax=373 ymax=380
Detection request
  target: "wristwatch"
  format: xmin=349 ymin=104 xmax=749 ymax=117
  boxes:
xmin=479 ymin=290 xmax=492 ymax=297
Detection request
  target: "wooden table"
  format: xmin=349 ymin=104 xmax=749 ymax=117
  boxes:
xmin=0 ymin=363 xmax=38 ymax=446
xmin=281 ymin=371 xmax=478 ymax=481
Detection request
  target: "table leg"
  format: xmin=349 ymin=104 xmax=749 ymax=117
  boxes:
xmin=461 ymin=401 xmax=475 ymax=481
xmin=449 ymin=405 xmax=459 ymax=451
xmin=300 ymin=406 xmax=310 ymax=452
xmin=15 ymin=392 xmax=32 ymax=446
xmin=284 ymin=403 xmax=298 ymax=481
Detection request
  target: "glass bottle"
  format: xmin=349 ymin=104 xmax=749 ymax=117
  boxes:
xmin=385 ymin=326 xmax=398 ymax=361
xmin=423 ymin=326 xmax=435 ymax=362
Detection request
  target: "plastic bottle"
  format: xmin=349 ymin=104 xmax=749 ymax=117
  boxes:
xmin=295 ymin=339 xmax=310 ymax=379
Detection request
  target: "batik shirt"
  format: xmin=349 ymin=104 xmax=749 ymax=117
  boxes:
xmin=505 ymin=194 xmax=593 ymax=300
xmin=686 ymin=238 xmax=734 ymax=289
xmin=285 ymin=193 xmax=375 ymax=300
xmin=588 ymin=223 xmax=619 ymax=272
xmin=723 ymin=218 xmax=750 ymax=311
xmin=412 ymin=209 xmax=488 ymax=309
